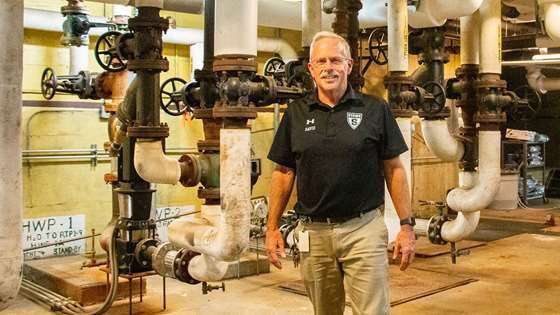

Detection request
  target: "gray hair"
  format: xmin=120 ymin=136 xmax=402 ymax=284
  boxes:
xmin=309 ymin=31 xmax=351 ymax=60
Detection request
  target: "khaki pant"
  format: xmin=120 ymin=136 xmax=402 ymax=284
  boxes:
xmin=296 ymin=207 xmax=389 ymax=315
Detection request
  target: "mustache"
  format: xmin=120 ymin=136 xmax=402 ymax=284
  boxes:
xmin=320 ymin=70 xmax=338 ymax=78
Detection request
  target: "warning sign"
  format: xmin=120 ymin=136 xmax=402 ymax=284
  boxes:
xmin=22 ymin=215 xmax=86 ymax=260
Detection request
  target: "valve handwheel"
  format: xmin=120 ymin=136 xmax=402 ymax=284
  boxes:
xmin=264 ymin=57 xmax=286 ymax=77
xmin=41 ymin=67 xmax=57 ymax=100
xmin=368 ymin=28 xmax=388 ymax=65
xmin=160 ymin=77 xmax=188 ymax=116
xmin=422 ymin=81 xmax=446 ymax=113
xmin=95 ymin=31 xmax=126 ymax=72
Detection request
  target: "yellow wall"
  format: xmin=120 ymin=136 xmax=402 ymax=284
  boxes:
xmin=21 ymin=1 xmax=301 ymax=254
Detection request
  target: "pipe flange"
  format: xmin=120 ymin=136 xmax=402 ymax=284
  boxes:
xmin=178 ymin=154 xmax=202 ymax=187
xmin=134 ymin=238 xmax=160 ymax=267
xmin=213 ymin=55 xmax=258 ymax=72
xmin=418 ymin=108 xmax=450 ymax=119
xmin=128 ymin=15 xmax=169 ymax=32
xmin=127 ymin=59 xmax=170 ymax=72
xmin=212 ymin=106 xmax=258 ymax=119
xmin=475 ymin=79 xmax=507 ymax=90
xmin=193 ymin=108 xmax=215 ymax=119
xmin=127 ymin=124 xmax=170 ymax=138
xmin=174 ymin=249 xmax=201 ymax=285
xmin=474 ymin=112 xmax=507 ymax=125
xmin=455 ymin=64 xmax=479 ymax=78
xmin=384 ymin=75 xmax=414 ymax=87
xmin=427 ymin=215 xmax=449 ymax=245
xmin=197 ymin=140 xmax=220 ymax=152
xmin=152 ymin=242 xmax=175 ymax=278
xmin=198 ymin=187 xmax=220 ymax=200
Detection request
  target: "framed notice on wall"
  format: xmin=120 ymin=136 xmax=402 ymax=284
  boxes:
xmin=22 ymin=215 xmax=86 ymax=260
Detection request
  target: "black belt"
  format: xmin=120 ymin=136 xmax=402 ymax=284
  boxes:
xmin=299 ymin=208 xmax=377 ymax=224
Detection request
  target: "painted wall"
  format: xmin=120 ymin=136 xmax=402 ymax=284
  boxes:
xmin=21 ymin=0 xmax=300 ymax=255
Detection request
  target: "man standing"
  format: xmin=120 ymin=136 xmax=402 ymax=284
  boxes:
xmin=265 ymin=31 xmax=416 ymax=315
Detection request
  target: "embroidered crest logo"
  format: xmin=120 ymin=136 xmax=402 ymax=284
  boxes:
xmin=347 ymin=112 xmax=362 ymax=130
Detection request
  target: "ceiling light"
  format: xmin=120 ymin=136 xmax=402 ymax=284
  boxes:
xmin=532 ymin=53 xmax=560 ymax=60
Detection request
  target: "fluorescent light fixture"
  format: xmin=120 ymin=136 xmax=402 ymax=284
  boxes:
xmin=532 ymin=53 xmax=560 ymax=60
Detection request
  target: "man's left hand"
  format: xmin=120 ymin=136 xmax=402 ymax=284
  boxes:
xmin=393 ymin=225 xmax=416 ymax=271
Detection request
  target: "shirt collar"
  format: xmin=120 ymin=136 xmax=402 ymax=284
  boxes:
xmin=306 ymin=85 xmax=360 ymax=110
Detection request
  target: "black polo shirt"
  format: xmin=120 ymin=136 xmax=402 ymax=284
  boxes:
xmin=267 ymin=86 xmax=408 ymax=218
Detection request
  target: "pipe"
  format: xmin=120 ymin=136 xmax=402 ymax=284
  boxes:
xmin=446 ymin=131 xmax=501 ymax=212
xmin=0 ymin=0 xmax=23 ymax=310
xmin=460 ymin=13 xmax=480 ymax=65
xmin=408 ymin=0 xmax=484 ymax=28
xmin=479 ymin=0 xmax=502 ymax=74
xmin=302 ymin=0 xmax=321 ymax=48
xmin=215 ymin=0 xmax=257 ymax=57
xmin=23 ymin=8 xmax=296 ymax=60
xmin=387 ymin=0 xmax=408 ymax=73
xmin=420 ymin=120 xmax=465 ymax=162
xmin=134 ymin=140 xmax=181 ymax=185
xmin=542 ymin=1 xmax=560 ymax=42
xmin=526 ymin=67 xmax=560 ymax=93
xmin=441 ymin=211 xmax=481 ymax=242
xmin=168 ymin=129 xmax=252 ymax=282
xmin=69 ymin=46 xmax=89 ymax=75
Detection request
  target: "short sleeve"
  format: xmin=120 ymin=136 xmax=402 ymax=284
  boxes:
xmin=381 ymin=102 xmax=408 ymax=160
xmin=267 ymin=110 xmax=296 ymax=169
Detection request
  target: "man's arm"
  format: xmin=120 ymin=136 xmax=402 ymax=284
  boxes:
xmin=383 ymin=156 xmax=415 ymax=271
xmin=266 ymin=164 xmax=296 ymax=269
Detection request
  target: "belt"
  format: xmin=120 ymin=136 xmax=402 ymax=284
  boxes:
xmin=299 ymin=208 xmax=377 ymax=224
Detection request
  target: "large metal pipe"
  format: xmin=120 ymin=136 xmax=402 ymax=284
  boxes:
xmin=387 ymin=0 xmax=408 ymax=73
xmin=0 ymin=0 xmax=23 ymax=310
xmin=479 ymin=0 xmax=502 ymax=74
xmin=214 ymin=0 xmax=257 ymax=57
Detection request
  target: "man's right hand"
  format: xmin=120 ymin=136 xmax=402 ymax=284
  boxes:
xmin=265 ymin=228 xmax=286 ymax=269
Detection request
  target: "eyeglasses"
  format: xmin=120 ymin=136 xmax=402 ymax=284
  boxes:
xmin=310 ymin=57 xmax=350 ymax=68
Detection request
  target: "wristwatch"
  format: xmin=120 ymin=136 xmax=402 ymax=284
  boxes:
xmin=399 ymin=216 xmax=416 ymax=227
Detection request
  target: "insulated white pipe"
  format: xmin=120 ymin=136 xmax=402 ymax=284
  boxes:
xmin=479 ymin=0 xmax=502 ymax=74
xmin=441 ymin=211 xmax=481 ymax=242
xmin=0 ymin=0 xmax=23 ymax=310
xmin=446 ymin=131 xmax=501 ymax=213
xmin=215 ymin=0 xmax=257 ymax=57
xmin=69 ymin=45 xmax=89 ymax=75
xmin=408 ymin=0 xmax=484 ymax=28
xmin=526 ymin=67 xmax=560 ymax=93
xmin=421 ymin=120 xmax=465 ymax=162
xmin=23 ymin=8 xmax=296 ymax=60
xmin=135 ymin=0 xmax=163 ymax=8
xmin=542 ymin=2 xmax=560 ymax=43
xmin=134 ymin=140 xmax=181 ymax=185
xmin=387 ymin=0 xmax=408 ymax=72
xmin=460 ymin=12 xmax=480 ymax=65
xmin=302 ymin=0 xmax=322 ymax=48
xmin=168 ymin=129 xmax=252 ymax=281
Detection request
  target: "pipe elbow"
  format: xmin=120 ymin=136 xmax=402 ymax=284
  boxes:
xmin=421 ymin=119 xmax=465 ymax=162
xmin=257 ymin=37 xmax=298 ymax=61
xmin=188 ymin=254 xmax=229 ymax=282
xmin=526 ymin=68 xmax=547 ymax=93
xmin=544 ymin=3 xmax=560 ymax=43
xmin=441 ymin=211 xmax=481 ymax=242
xmin=134 ymin=140 xmax=181 ymax=184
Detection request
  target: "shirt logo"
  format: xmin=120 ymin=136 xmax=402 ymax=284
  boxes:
xmin=347 ymin=112 xmax=362 ymax=130
xmin=306 ymin=118 xmax=315 ymax=125
xmin=305 ymin=118 xmax=316 ymax=132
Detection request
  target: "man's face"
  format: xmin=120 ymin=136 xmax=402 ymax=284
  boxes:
xmin=308 ymin=37 xmax=353 ymax=96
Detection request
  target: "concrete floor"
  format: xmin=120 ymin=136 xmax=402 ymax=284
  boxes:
xmin=5 ymin=206 xmax=560 ymax=315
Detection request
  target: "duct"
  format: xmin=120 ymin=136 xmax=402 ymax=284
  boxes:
xmin=168 ymin=129 xmax=252 ymax=282
xmin=387 ymin=0 xmax=408 ymax=73
xmin=421 ymin=120 xmax=465 ymax=162
xmin=215 ymin=0 xmax=257 ymax=57
xmin=302 ymin=0 xmax=321 ymax=48
xmin=23 ymin=8 xmax=296 ymax=61
xmin=134 ymin=140 xmax=181 ymax=185
xmin=479 ymin=0 xmax=502 ymax=74
xmin=0 ymin=0 xmax=23 ymax=310
xmin=408 ymin=0 xmax=484 ymax=28
xmin=447 ymin=131 xmax=501 ymax=212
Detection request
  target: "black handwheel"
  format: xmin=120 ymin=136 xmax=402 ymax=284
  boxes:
xmin=41 ymin=67 xmax=57 ymax=100
xmin=422 ymin=81 xmax=446 ymax=113
xmin=264 ymin=57 xmax=286 ymax=77
xmin=368 ymin=28 xmax=388 ymax=65
xmin=95 ymin=31 xmax=126 ymax=72
xmin=160 ymin=77 xmax=187 ymax=116
xmin=512 ymin=85 xmax=542 ymax=120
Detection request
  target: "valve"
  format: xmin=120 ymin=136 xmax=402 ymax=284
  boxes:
xmin=263 ymin=57 xmax=286 ymax=78
xmin=41 ymin=68 xmax=57 ymax=100
xmin=202 ymin=281 xmax=225 ymax=295
xmin=40 ymin=67 xmax=100 ymax=100
xmin=94 ymin=31 xmax=127 ymax=72
xmin=160 ymin=77 xmax=188 ymax=116
xmin=368 ymin=28 xmax=388 ymax=65
xmin=419 ymin=81 xmax=446 ymax=114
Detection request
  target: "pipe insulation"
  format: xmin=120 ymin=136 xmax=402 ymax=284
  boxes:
xmin=542 ymin=1 xmax=560 ymax=43
xmin=168 ymin=129 xmax=252 ymax=281
xmin=460 ymin=12 xmax=480 ymax=65
xmin=302 ymin=0 xmax=322 ymax=48
xmin=479 ymin=0 xmax=502 ymax=74
xmin=23 ymin=8 xmax=296 ymax=60
xmin=421 ymin=119 xmax=465 ymax=162
xmin=69 ymin=46 xmax=89 ymax=76
xmin=526 ymin=67 xmax=560 ymax=93
xmin=446 ymin=131 xmax=501 ymax=212
xmin=387 ymin=0 xmax=408 ymax=72
xmin=215 ymin=0 xmax=257 ymax=57
xmin=0 ymin=0 xmax=23 ymax=310
xmin=134 ymin=140 xmax=181 ymax=185
xmin=441 ymin=211 xmax=481 ymax=242
xmin=408 ymin=0 xmax=484 ymax=28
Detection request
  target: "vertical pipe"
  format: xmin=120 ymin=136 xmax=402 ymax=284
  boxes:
xmin=69 ymin=45 xmax=89 ymax=75
xmin=479 ymin=0 xmax=501 ymax=74
xmin=460 ymin=12 xmax=480 ymax=65
xmin=0 ymin=0 xmax=23 ymax=310
xmin=214 ymin=0 xmax=257 ymax=57
xmin=388 ymin=0 xmax=408 ymax=72
xmin=302 ymin=0 xmax=322 ymax=48
xmin=203 ymin=0 xmax=214 ymax=70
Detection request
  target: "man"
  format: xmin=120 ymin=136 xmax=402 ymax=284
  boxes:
xmin=265 ymin=31 xmax=416 ymax=315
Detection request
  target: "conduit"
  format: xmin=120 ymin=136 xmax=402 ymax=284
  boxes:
xmin=0 ymin=0 xmax=23 ymax=310
xmin=23 ymin=8 xmax=296 ymax=60
xmin=168 ymin=129 xmax=252 ymax=281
